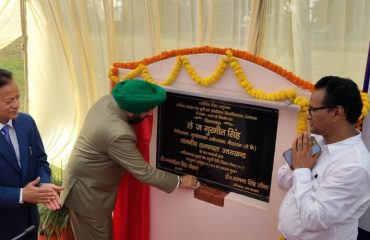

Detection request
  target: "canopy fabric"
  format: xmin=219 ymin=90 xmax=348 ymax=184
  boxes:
xmin=0 ymin=0 xmax=21 ymax=51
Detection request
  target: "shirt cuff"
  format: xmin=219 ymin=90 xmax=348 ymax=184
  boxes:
xmin=293 ymin=168 xmax=312 ymax=182
xmin=19 ymin=188 xmax=23 ymax=204
xmin=293 ymin=168 xmax=312 ymax=197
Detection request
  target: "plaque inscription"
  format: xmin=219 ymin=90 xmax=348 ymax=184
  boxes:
xmin=156 ymin=92 xmax=278 ymax=202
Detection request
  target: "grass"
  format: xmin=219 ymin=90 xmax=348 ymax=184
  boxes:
xmin=50 ymin=163 xmax=64 ymax=181
xmin=0 ymin=37 xmax=25 ymax=111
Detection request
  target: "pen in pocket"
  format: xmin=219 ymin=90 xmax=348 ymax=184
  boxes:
xmin=29 ymin=146 xmax=32 ymax=155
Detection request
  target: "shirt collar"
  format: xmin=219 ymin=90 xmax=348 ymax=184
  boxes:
xmin=0 ymin=119 xmax=13 ymax=129
xmin=322 ymin=133 xmax=362 ymax=155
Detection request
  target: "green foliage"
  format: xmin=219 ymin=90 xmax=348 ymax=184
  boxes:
xmin=38 ymin=165 xmax=69 ymax=239
xmin=50 ymin=164 xmax=63 ymax=183
xmin=0 ymin=38 xmax=25 ymax=111
xmin=39 ymin=205 xmax=69 ymax=239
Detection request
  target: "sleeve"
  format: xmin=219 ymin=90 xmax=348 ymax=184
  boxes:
xmin=107 ymin=135 xmax=178 ymax=193
xmin=293 ymin=165 xmax=370 ymax=231
xmin=277 ymin=163 xmax=293 ymax=191
xmin=31 ymin=117 xmax=51 ymax=184
xmin=0 ymin=187 xmax=21 ymax=207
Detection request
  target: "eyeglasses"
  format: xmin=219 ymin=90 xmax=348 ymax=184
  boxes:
xmin=307 ymin=106 xmax=333 ymax=117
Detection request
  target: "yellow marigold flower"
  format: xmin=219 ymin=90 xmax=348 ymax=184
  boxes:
xmin=222 ymin=56 xmax=229 ymax=62
xmin=230 ymin=62 xmax=237 ymax=68
xmin=286 ymin=89 xmax=297 ymax=98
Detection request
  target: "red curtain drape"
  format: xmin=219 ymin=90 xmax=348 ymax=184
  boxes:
xmin=112 ymin=116 xmax=153 ymax=240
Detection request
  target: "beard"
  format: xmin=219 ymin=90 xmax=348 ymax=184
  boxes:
xmin=128 ymin=114 xmax=147 ymax=125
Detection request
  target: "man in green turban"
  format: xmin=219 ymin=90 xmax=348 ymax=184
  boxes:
xmin=61 ymin=79 xmax=198 ymax=240
xmin=112 ymin=80 xmax=166 ymax=124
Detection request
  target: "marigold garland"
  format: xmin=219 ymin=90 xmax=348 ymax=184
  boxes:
xmin=112 ymin=46 xmax=314 ymax=91
xmin=109 ymin=47 xmax=369 ymax=134
xmin=359 ymin=93 xmax=370 ymax=127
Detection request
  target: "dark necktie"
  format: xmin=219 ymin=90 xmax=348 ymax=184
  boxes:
xmin=1 ymin=125 xmax=18 ymax=166
xmin=1 ymin=125 xmax=13 ymax=146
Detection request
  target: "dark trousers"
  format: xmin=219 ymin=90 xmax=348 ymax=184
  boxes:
xmin=358 ymin=228 xmax=370 ymax=240
xmin=0 ymin=204 xmax=38 ymax=240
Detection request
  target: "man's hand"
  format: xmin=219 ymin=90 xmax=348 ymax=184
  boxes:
xmin=292 ymin=132 xmax=320 ymax=170
xmin=40 ymin=183 xmax=64 ymax=193
xmin=179 ymin=175 xmax=200 ymax=189
xmin=40 ymin=183 xmax=64 ymax=210
xmin=41 ymin=198 xmax=61 ymax=210
xmin=22 ymin=177 xmax=58 ymax=205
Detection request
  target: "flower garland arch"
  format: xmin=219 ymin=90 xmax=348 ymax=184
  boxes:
xmin=109 ymin=46 xmax=369 ymax=134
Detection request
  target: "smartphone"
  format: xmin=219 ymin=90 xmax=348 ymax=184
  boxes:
xmin=283 ymin=136 xmax=321 ymax=167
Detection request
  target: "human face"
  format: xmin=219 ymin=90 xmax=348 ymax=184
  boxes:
xmin=127 ymin=109 xmax=153 ymax=125
xmin=0 ymin=81 xmax=20 ymax=124
xmin=308 ymin=88 xmax=334 ymax=135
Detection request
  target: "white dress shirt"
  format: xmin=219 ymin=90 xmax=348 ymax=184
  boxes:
xmin=278 ymin=134 xmax=370 ymax=240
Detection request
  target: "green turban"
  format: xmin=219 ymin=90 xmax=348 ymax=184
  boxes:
xmin=112 ymin=80 xmax=167 ymax=114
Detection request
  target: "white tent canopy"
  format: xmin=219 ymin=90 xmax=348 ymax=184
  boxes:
xmin=1 ymin=0 xmax=370 ymax=233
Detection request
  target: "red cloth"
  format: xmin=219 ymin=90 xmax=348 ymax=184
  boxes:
xmin=113 ymin=116 xmax=153 ymax=240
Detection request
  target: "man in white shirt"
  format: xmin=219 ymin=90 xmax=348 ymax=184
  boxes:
xmin=278 ymin=76 xmax=370 ymax=240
